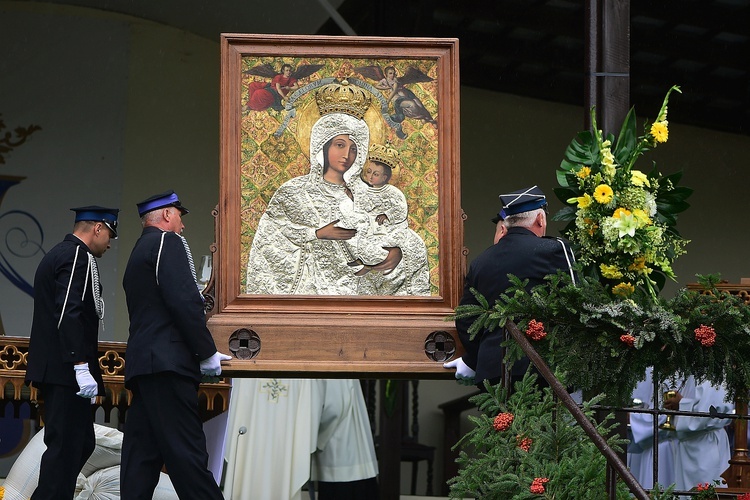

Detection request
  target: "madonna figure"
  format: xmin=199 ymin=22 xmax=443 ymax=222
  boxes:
xmin=245 ymin=81 xmax=402 ymax=295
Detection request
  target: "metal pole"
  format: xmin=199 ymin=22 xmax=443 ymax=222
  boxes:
xmin=506 ymin=319 xmax=649 ymax=499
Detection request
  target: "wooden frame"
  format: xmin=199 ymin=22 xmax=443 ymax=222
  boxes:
xmin=209 ymin=34 xmax=463 ymax=377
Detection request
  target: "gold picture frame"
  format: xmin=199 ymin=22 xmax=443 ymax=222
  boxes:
xmin=209 ymin=33 xmax=463 ymax=376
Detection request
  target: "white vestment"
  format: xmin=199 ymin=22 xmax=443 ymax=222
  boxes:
xmin=628 ymin=367 xmax=676 ymax=490
xmin=672 ymin=376 xmax=732 ymax=493
xmin=223 ymin=379 xmax=378 ymax=500
xmin=628 ymin=368 xmax=733 ymax=495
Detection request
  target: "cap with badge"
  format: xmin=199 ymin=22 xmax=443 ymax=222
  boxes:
xmin=499 ymin=185 xmax=548 ymax=216
xmin=71 ymin=206 xmax=120 ymax=238
xmin=136 ymin=190 xmax=189 ymax=217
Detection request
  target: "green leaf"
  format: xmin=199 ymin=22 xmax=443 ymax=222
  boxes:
xmin=613 ymin=107 xmax=638 ymax=164
xmin=551 ymin=204 xmax=576 ymax=222
xmin=564 ymin=131 xmax=598 ymax=165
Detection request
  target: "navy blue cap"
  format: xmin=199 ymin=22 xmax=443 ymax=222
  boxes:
xmin=70 ymin=206 xmax=120 ymax=237
xmin=491 ymin=208 xmax=506 ymax=224
xmin=499 ymin=186 xmax=547 ymax=216
xmin=136 ymin=190 xmax=189 ymax=217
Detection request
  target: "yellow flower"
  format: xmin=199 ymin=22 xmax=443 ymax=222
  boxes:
xmin=601 ymin=149 xmax=615 ymax=167
xmin=631 ymin=170 xmax=650 ymax=187
xmin=583 ymin=217 xmax=598 ymax=236
xmin=650 ymin=121 xmax=669 ymax=143
xmin=628 ymin=256 xmax=647 ymax=272
xmin=593 ymin=184 xmax=614 ymax=204
xmin=568 ymin=193 xmax=593 ymax=209
xmin=576 ymin=166 xmax=591 ymax=179
xmin=600 ymin=264 xmax=623 ymax=279
xmin=612 ymin=282 xmax=635 ymax=297
xmin=632 ymin=209 xmax=651 ymax=226
xmin=613 ymin=207 xmax=632 ymax=219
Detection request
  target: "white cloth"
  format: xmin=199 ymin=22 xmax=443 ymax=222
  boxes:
xmin=311 ymin=379 xmax=379 ymax=482
xmin=672 ymin=375 xmax=732 ymax=492
xmin=628 ymin=367 xmax=676 ymax=490
xmin=223 ymin=378 xmax=378 ymax=500
xmin=223 ymin=378 xmax=316 ymax=500
xmin=202 ymin=411 xmax=229 ymax=485
xmin=628 ymin=368 xmax=733 ymax=493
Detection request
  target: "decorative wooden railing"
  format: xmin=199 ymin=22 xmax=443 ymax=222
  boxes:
xmin=0 ymin=336 xmax=230 ymax=426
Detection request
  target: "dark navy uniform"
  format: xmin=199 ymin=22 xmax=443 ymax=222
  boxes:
xmin=456 ymin=227 xmax=576 ymax=386
xmin=121 ymin=225 xmax=222 ymax=500
xmin=27 ymin=234 xmax=105 ymax=390
xmin=26 ymin=204 xmax=118 ymax=500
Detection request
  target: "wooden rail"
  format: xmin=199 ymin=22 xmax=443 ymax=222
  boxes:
xmin=0 ymin=336 xmax=230 ymax=426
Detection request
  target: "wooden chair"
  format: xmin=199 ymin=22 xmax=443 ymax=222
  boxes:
xmin=364 ymin=379 xmax=434 ymax=496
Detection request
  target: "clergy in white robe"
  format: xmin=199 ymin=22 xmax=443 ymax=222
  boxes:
xmin=628 ymin=367 xmax=676 ymax=490
xmin=671 ymin=375 xmax=732 ymax=493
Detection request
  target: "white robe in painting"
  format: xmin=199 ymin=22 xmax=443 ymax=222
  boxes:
xmin=339 ymin=177 xmax=430 ymax=296
xmin=245 ymin=112 xmax=370 ymax=295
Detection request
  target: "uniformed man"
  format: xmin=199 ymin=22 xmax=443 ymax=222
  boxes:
xmin=491 ymin=207 xmax=508 ymax=245
xmin=444 ymin=185 xmax=576 ymax=387
xmin=26 ymin=205 xmax=119 ymax=499
xmin=120 ymin=190 xmax=230 ymax=500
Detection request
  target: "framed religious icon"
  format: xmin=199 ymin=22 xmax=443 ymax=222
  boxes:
xmin=208 ymin=33 xmax=463 ymax=376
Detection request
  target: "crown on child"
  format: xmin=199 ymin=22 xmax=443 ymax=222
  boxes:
xmin=369 ymin=142 xmax=400 ymax=170
xmin=315 ymin=79 xmax=372 ymax=120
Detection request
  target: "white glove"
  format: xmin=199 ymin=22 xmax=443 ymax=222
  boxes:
xmin=443 ymin=357 xmax=477 ymax=386
xmin=199 ymin=351 xmax=233 ymax=376
xmin=74 ymin=363 xmax=98 ymax=398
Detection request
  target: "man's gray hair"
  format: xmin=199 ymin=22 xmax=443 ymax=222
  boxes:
xmin=504 ymin=208 xmax=544 ymax=228
xmin=141 ymin=209 xmax=164 ymax=227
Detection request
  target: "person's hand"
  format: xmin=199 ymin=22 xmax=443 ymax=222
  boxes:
xmin=200 ymin=351 xmax=233 ymax=377
xmin=316 ymin=220 xmax=356 ymax=240
xmin=443 ymin=357 xmax=476 ymax=386
xmin=370 ymin=247 xmax=402 ymax=275
xmin=74 ymin=363 xmax=98 ymax=398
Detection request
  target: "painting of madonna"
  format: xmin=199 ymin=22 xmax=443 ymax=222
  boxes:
xmin=244 ymin=79 xmax=430 ymax=296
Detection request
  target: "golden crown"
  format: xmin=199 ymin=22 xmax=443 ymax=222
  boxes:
xmin=368 ymin=142 xmax=400 ymax=171
xmin=315 ymin=79 xmax=372 ymax=120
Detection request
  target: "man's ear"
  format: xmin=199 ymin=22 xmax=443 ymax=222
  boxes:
xmin=536 ymin=211 xmax=545 ymax=226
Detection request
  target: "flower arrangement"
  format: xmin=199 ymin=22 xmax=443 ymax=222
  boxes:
xmin=553 ymin=85 xmax=692 ymax=301
xmin=455 ymin=87 xmax=750 ymax=405
xmin=450 ymin=87 xmax=750 ymax=497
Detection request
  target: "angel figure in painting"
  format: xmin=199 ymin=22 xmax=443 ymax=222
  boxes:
xmin=355 ymin=65 xmax=437 ymax=125
xmin=243 ymin=62 xmax=324 ymax=112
